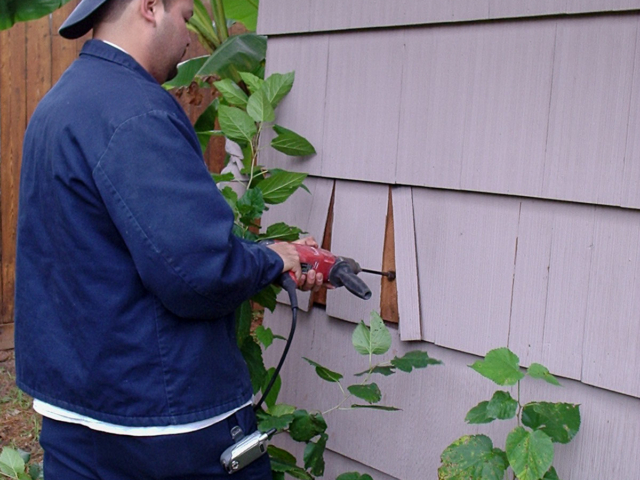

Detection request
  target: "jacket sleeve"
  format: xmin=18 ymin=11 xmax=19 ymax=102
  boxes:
xmin=92 ymin=109 xmax=284 ymax=319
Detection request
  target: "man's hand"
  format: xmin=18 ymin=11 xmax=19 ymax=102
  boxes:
xmin=267 ymin=237 xmax=324 ymax=292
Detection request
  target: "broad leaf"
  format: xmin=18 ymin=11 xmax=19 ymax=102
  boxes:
xmin=527 ymin=363 xmax=561 ymax=386
xmin=213 ymin=78 xmax=249 ymax=106
xmin=187 ymin=0 xmax=219 ymax=51
xmin=247 ymin=89 xmax=275 ymax=123
xmin=0 ymin=447 xmax=26 ymax=477
xmin=194 ymin=99 xmax=222 ymax=153
xmin=337 ymin=473 xmax=374 ymax=480
xmin=197 ymin=33 xmax=267 ymax=79
xmin=269 ymin=446 xmax=313 ymax=480
xmin=470 ymin=348 xmax=525 ymax=386
xmin=164 ymin=56 xmax=209 ymax=89
xmin=240 ymin=339 xmax=266 ymax=394
xmin=351 ymin=404 xmax=400 ymax=411
xmin=257 ymin=412 xmax=293 ymax=432
xmin=542 ymin=466 xmax=560 ymax=480
xmin=220 ymin=186 xmax=238 ymax=211
xmin=237 ymin=188 xmax=265 ymax=222
xmin=223 ymin=0 xmax=259 ymax=31
xmin=269 ymin=404 xmax=296 ymax=417
xmin=302 ymin=357 xmax=343 ymax=383
xmin=261 ymin=367 xmax=281 ymax=409
xmin=354 ymin=365 xmax=396 ymax=377
xmin=260 ymin=222 xmax=304 ymax=242
xmin=347 ymin=383 xmax=382 ymax=404
xmin=352 ymin=312 xmax=392 ymax=356
xmin=263 ymin=72 xmax=295 ymax=107
xmin=28 ymin=463 xmax=43 ymax=480
xmin=522 ymin=402 xmax=581 ymax=444
xmin=486 ymin=390 xmax=518 ymax=420
xmin=391 ymin=350 xmax=442 ymax=372
xmin=218 ymin=105 xmax=256 ymax=144
xmin=506 ymin=427 xmax=554 ymax=480
xmin=239 ymin=71 xmax=265 ymax=94
xmin=251 ymin=284 xmax=279 ymax=312
xmin=304 ymin=433 xmax=328 ymax=476
xmin=212 ymin=172 xmax=235 ymax=183
xmin=289 ymin=410 xmax=327 ymax=442
xmin=271 ymin=125 xmax=317 ymax=157
xmin=0 ymin=0 xmax=72 ymax=31
xmin=438 ymin=435 xmax=509 ymax=480
xmin=465 ymin=401 xmax=495 ymax=425
xmin=257 ymin=171 xmax=307 ymax=205
xmin=254 ymin=325 xmax=274 ymax=348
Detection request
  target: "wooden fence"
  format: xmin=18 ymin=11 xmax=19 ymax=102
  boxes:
xmin=0 ymin=1 xmax=224 ymax=350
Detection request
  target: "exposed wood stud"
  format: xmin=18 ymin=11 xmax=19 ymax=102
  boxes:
xmin=379 ymin=187 xmax=398 ymax=324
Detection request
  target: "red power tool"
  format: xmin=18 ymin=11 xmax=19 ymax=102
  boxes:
xmin=290 ymin=244 xmax=372 ymax=300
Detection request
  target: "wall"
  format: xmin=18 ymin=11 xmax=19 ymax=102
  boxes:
xmin=258 ymin=2 xmax=640 ymax=478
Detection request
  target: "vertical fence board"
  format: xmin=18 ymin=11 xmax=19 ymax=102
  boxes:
xmin=391 ymin=187 xmax=421 ymax=341
xmin=51 ymin=1 xmax=79 ymax=84
xmin=26 ymin=16 xmax=52 ymax=120
xmin=0 ymin=22 xmax=27 ymax=326
xmin=326 ymin=181 xmax=387 ymax=323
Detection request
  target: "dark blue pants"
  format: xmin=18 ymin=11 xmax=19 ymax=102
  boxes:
xmin=39 ymin=407 xmax=272 ymax=480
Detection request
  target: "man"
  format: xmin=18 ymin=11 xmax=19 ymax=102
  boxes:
xmin=14 ymin=0 xmax=322 ymax=478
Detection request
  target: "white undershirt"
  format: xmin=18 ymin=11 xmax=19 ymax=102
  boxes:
xmin=34 ymin=399 xmax=252 ymax=436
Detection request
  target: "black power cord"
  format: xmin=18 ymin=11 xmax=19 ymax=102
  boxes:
xmin=253 ymin=273 xmax=298 ymax=412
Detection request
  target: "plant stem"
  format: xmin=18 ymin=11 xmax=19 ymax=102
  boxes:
xmin=516 ymin=380 xmax=522 ymax=427
xmin=210 ymin=0 xmax=229 ymax=42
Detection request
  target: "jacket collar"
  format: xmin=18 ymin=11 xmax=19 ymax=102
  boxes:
xmin=80 ymin=39 xmax=158 ymax=85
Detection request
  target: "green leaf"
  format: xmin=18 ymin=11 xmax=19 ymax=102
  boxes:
xmin=197 ymin=33 xmax=267 ymax=79
xmin=263 ymin=72 xmax=295 ymax=108
xmin=438 ymin=435 xmax=509 ymax=480
xmin=218 ymin=105 xmax=256 ymax=144
xmin=259 ymin=222 xmax=304 ymax=242
xmin=239 ymin=71 xmax=265 ymax=94
xmin=354 ymin=365 xmax=396 ymax=377
xmin=268 ymin=445 xmax=297 ymax=465
xmin=271 ymin=125 xmax=317 ymax=157
xmin=527 ymin=363 xmax=561 ymax=386
xmin=254 ymin=325 xmax=274 ymax=348
xmin=261 ymin=367 xmax=281 ymax=409
xmin=336 ymin=473 xmax=374 ymax=480
xmin=188 ymin=0 xmax=219 ymax=51
xmin=486 ymin=390 xmax=518 ymax=420
xmin=470 ymin=348 xmax=525 ymax=386
xmin=288 ymin=410 xmax=327 ymax=442
xmin=220 ymin=186 xmax=238 ymax=211
xmin=163 ymin=55 xmax=209 ymax=89
xmin=352 ymin=312 xmax=392 ymax=356
xmin=302 ymin=357 xmax=343 ymax=383
xmin=506 ymin=427 xmax=554 ymax=480
xmin=269 ymin=404 xmax=296 ymax=417
xmin=0 ymin=447 xmax=26 ymax=477
xmin=251 ymin=284 xmax=279 ymax=312
xmin=213 ymin=78 xmax=249 ymax=107
xmin=222 ymin=0 xmax=259 ymax=31
xmin=522 ymin=402 xmax=581 ymax=444
xmin=28 ymin=463 xmax=44 ymax=480
xmin=237 ymin=188 xmax=265 ymax=222
xmin=247 ymin=89 xmax=275 ymax=123
xmin=391 ymin=350 xmax=442 ymax=372
xmin=257 ymin=412 xmax=293 ymax=432
xmin=465 ymin=401 xmax=495 ymax=425
xmin=542 ymin=466 xmax=560 ymax=480
xmin=351 ymin=404 xmax=400 ymax=411
xmin=269 ymin=445 xmax=313 ymax=480
xmin=240 ymin=339 xmax=267 ymax=394
xmin=0 ymin=0 xmax=72 ymax=31
xmin=257 ymin=171 xmax=307 ymax=205
xmin=304 ymin=433 xmax=328 ymax=476
xmin=235 ymin=300 xmax=252 ymax=347
xmin=347 ymin=383 xmax=382 ymax=404
xmin=212 ymin=172 xmax=236 ymax=183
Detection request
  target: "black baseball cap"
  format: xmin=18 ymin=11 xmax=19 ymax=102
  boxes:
xmin=59 ymin=0 xmax=110 ymax=39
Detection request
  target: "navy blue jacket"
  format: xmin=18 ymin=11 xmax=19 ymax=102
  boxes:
xmin=15 ymin=40 xmax=283 ymax=426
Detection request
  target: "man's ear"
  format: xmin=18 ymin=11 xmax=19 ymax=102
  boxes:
xmin=139 ymin=0 xmax=160 ymax=23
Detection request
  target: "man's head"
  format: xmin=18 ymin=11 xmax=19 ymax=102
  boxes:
xmin=60 ymin=0 xmax=193 ymax=84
